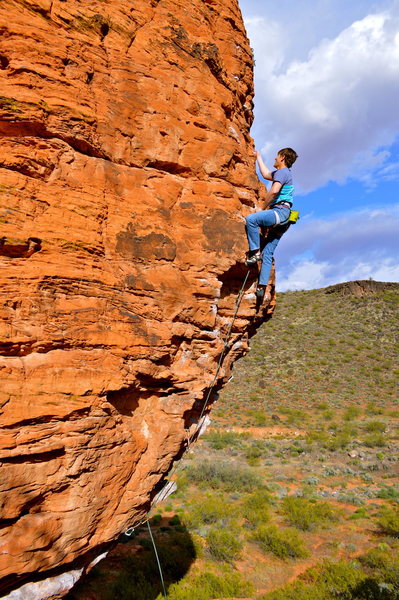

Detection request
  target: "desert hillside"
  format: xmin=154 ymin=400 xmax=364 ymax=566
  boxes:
xmin=217 ymin=279 xmax=398 ymax=422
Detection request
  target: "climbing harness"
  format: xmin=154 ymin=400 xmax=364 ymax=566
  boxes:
xmin=274 ymin=209 xmax=300 ymax=226
xmin=270 ymin=202 xmax=300 ymax=226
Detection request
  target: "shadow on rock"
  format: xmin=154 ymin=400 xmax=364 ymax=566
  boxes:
xmin=66 ymin=516 xmax=196 ymax=600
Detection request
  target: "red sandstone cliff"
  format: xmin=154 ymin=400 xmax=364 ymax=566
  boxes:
xmin=0 ymin=1 xmax=272 ymax=597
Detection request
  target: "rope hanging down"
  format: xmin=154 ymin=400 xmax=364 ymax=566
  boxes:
xmin=191 ymin=270 xmax=250 ymax=437
xmin=123 ymin=269 xmax=253 ymax=597
xmin=124 ymin=270 xmax=253 ymax=562
xmin=147 ymin=520 xmax=167 ymax=599
xmin=126 ymin=269 xmax=251 ymax=527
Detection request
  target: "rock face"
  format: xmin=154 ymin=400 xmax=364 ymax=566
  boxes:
xmin=0 ymin=0 xmax=272 ymax=596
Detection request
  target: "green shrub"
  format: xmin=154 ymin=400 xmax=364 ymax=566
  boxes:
xmin=359 ymin=545 xmax=391 ymax=570
xmin=137 ymin=537 xmax=153 ymax=550
xmin=105 ymin=571 xmax=156 ymax=600
xmin=169 ymin=515 xmax=181 ymax=526
xmin=204 ymin=430 xmax=247 ymax=450
xmin=323 ymin=466 xmax=340 ymax=477
xmin=282 ymin=497 xmax=339 ymax=531
xmin=259 ymin=553 xmax=399 ymax=600
xmin=206 ymin=527 xmax=243 ymax=562
xmin=166 ymin=569 xmax=253 ymax=600
xmin=336 ymin=493 xmax=364 ymax=506
xmin=365 ymin=420 xmax=387 ymax=433
xmin=260 ymin=582 xmax=327 ymax=600
xmin=305 ymin=476 xmax=320 ymax=486
xmin=252 ymin=524 xmax=308 ymax=559
xmin=242 ymin=490 xmax=272 ymax=526
xmin=152 ymin=513 xmax=162 ymax=525
xmin=245 ymin=408 xmax=268 ymax=426
xmin=286 ymin=409 xmax=308 ymax=426
xmin=185 ymin=460 xmax=261 ymax=492
xmin=306 ymin=429 xmax=329 ymax=446
xmin=245 ymin=440 xmax=265 ymax=460
xmin=303 ymin=560 xmax=366 ymax=599
xmin=377 ymin=507 xmax=399 ymax=537
xmin=349 ymin=507 xmax=368 ymax=520
xmin=246 ymin=455 xmax=260 ymax=466
xmin=366 ymin=402 xmax=384 ymax=415
xmin=377 ymin=486 xmax=399 ymax=500
xmin=343 ymin=406 xmax=361 ymax=421
xmin=175 ymin=472 xmax=189 ymax=496
xmin=324 ymin=431 xmax=352 ymax=451
xmin=182 ymin=493 xmax=237 ymax=528
xmin=244 ymin=489 xmax=273 ymax=507
xmin=101 ymin=530 xmax=196 ymax=600
xmin=359 ymin=545 xmax=399 ymax=588
xmin=322 ymin=410 xmax=334 ymax=421
xmin=363 ymin=433 xmax=387 ymax=447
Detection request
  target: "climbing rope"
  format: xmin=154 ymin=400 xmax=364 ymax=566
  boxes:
xmin=147 ymin=520 xmax=167 ymax=599
xmin=154 ymin=269 xmax=252 ymax=489
xmin=123 ymin=268 xmax=254 ymax=596
xmin=125 ymin=268 xmax=252 ymax=519
xmin=191 ymin=269 xmax=250 ymax=434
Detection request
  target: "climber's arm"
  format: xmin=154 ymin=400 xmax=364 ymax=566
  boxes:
xmin=262 ymin=181 xmax=282 ymax=209
xmin=256 ymin=150 xmax=273 ymax=180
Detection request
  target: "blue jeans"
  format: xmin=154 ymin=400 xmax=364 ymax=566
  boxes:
xmin=246 ymin=206 xmax=290 ymax=286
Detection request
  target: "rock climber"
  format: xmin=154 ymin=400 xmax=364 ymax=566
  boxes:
xmin=245 ymin=147 xmax=298 ymax=300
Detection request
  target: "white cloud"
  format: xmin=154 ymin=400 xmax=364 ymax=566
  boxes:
xmin=274 ymin=204 xmax=399 ymax=290
xmin=277 ymin=260 xmax=330 ymax=291
xmin=244 ymin=1 xmax=399 ymax=193
xmin=277 ymin=257 xmax=399 ymax=291
xmin=244 ymin=16 xmax=285 ymax=74
xmin=242 ymin=0 xmax=387 ymax=65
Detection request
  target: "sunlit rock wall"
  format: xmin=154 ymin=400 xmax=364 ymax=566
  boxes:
xmin=0 ymin=0 xmax=272 ymax=597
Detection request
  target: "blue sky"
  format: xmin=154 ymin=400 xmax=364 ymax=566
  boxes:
xmin=239 ymin=0 xmax=399 ymax=290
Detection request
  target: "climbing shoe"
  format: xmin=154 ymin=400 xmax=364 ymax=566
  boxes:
xmin=245 ymin=253 xmax=262 ymax=267
xmin=256 ymin=287 xmax=271 ymax=303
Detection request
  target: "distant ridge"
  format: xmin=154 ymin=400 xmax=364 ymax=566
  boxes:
xmin=324 ymin=280 xmax=399 ymax=297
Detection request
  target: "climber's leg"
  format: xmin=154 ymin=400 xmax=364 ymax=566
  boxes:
xmin=258 ymin=224 xmax=289 ymax=286
xmin=258 ymin=237 xmax=279 ymax=285
xmin=245 ymin=210 xmax=278 ymax=252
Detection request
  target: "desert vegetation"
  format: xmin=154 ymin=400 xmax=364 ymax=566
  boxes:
xmin=67 ymin=284 xmax=399 ymax=599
